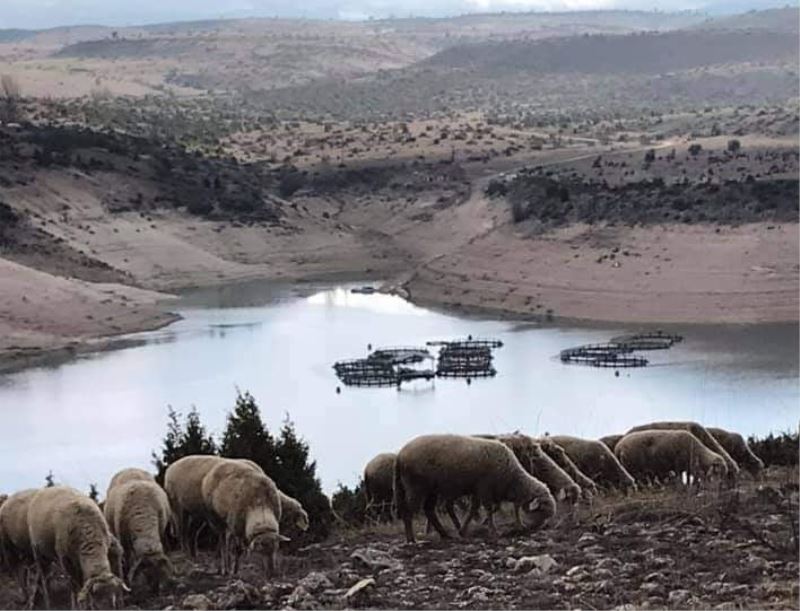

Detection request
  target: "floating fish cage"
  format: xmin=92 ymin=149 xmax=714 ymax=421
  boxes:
xmin=560 ymin=351 xmax=649 ymax=368
xmin=609 ymin=331 xmax=684 ymax=351
xmin=335 ymin=338 xmax=504 ymax=386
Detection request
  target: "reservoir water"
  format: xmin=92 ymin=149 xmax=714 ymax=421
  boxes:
xmin=0 ymin=283 xmax=797 ymax=495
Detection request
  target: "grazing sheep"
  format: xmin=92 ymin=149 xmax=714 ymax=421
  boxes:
xmin=626 ymin=421 xmax=740 ymax=480
xmin=535 ymin=436 xmax=599 ymax=498
xmin=707 ymin=427 xmax=765 ymax=479
xmin=230 ymin=459 xmax=309 ymax=533
xmin=478 ymin=434 xmax=581 ymax=507
xmin=106 ymin=468 xmax=154 ymax=496
xmin=164 ymin=454 xmax=224 ymax=555
xmin=615 ymin=430 xmax=728 ymax=485
xmin=549 ymin=435 xmax=637 ymax=491
xmin=0 ymin=489 xmax=38 ymax=602
xmin=394 ymin=434 xmax=556 ymax=543
xmin=27 ymin=486 xmax=129 ymax=609
xmin=201 ymin=459 xmax=287 ymax=575
xmin=364 ymin=452 xmax=397 ymax=512
xmin=599 ymin=434 xmax=624 ymax=453
xmin=104 ymin=477 xmax=172 ymax=593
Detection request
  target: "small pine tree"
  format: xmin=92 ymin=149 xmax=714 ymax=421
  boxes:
xmin=330 ymin=481 xmax=368 ymax=527
xmin=45 ymin=471 xmax=55 ymax=487
xmin=88 ymin=483 xmax=100 ymax=504
xmin=152 ymin=406 xmax=217 ymax=483
xmin=220 ymin=391 xmax=279 ymax=476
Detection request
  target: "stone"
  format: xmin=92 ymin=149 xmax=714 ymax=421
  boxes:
xmin=566 ymin=566 xmax=585 ymax=577
xmin=515 ymin=554 xmax=557 ymax=574
xmin=297 ymin=572 xmax=333 ymax=594
xmin=714 ymin=603 xmax=738 ymax=610
xmin=210 ymin=580 xmax=261 ymax=609
xmin=667 ymin=589 xmax=692 ymax=605
xmin=181 ymin=594 xmax=212 ymax=611
xmin=351 ymin=547 xmax=402 ymax=572
xmin=505 ymin=557 xmax=518 ymax=569
xmin=344 ymin=577 xmax=375 ymax=601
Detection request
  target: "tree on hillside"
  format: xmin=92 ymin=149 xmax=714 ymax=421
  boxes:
xmin=152 ymin=406 xmax=217 ymax=484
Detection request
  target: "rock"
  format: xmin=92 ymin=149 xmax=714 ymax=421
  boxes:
xmin=577 ymin=532 xmax=597 ymax=545
xmin=505 ymin=557 xmax=518 ymax=569
xmin=643 ymin=572 xmax=662 ymax=583
xmin=181 ymin=594 xmax=212 ymax=611
xmin=351 ymin=547 xmax=402 ymax=572
xmin=714 ymin=603 xmax=738 ymax=610
xmin=594 ymin=568 xmax=613 ymax=580
xmin=566 ymin=566 xmax=585 ymax=577
xmin=344 ymin=577 xmax=375 ymax=602
xmin=667 ymin=589 xmax=692 ymax=605
xmin=209 ymin=580 xmax=261 ymax=609
xmin=461 ymin=585 xmax=494 ymax=602
xmin=639 ymin=583 xmax=664 ymax=596
xmin=297 ymin=572 xmax=333 ymax=594
xmin=286 ymin=585 xmax=315 ymax=609
xmin=515 ymin=554 xmax=557 ymax=574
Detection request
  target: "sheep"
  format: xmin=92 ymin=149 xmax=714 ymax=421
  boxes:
xmin=27 ymin=486 xmax=129 ymax=609
xmin=0 ymin=489 xmax=38 ymax=602
xmin=477 ymin=434 xmax=581 ymax=507
xmin=707 ymin=427 xmax=765 ymax=479
xmin=626 ymin=421 xmax=740 ymax=481
xmin=200 ymin=459 xmax=287 ymax=575
xmin=535 ymin=436 xmax=599 ymax=498
xmin=364 ymin=452 xmax=397 ymax=513
xmin=599 ymin=434 xmax=624 ymax=453
xmin=106 ymin=468 xmax=154 ymax=496
xmin=103 ymin=477 xmax=172 ymax=593
xmin=393 ymin=434 xmax=556 ymax=543
xmin=163 ymin=454 xmax=225 ymax=555
xmin=615 ymin=430 xmax=728 ymax=486
xmin=549 ymin=435 xmax=637 ymax=491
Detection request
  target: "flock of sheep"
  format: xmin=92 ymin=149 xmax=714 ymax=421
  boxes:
xmin=0 ymin=455 xmax=308 ymax=609
xmin=364 ymin=421 xmax=764 ymax=543
xmin=0 ymin=420 xmax=763 ymax=609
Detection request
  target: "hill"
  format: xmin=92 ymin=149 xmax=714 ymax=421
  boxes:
xmin=692 ymin=7 xmax=800 ymax=33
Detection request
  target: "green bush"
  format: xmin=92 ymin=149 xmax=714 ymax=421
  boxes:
xmin=747 ymin=430 xmax=799 ymax=467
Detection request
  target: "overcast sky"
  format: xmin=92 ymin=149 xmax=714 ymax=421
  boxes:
xmin=0 ymin=0 xmax=785 ymax=29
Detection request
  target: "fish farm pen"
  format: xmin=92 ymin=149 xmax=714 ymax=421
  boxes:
xmin=334 ymin=338 xmax=503 ymax=387
xmin=560 ymin=331 xmax=684 ymax=368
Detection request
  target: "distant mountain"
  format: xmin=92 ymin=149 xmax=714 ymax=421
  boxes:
xmin=424 ymin=29 xmax=798 ymax=75
xmin=691 ymin=6 xmax=800 ymax=33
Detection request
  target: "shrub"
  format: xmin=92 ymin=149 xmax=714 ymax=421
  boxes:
xmin=330 ymin=481 xmax=368 ymax=527
xmin=727 ymin=139 xmax=741 ymax=153
xmin=151 ymin=406 xmax=217 ymax=484
xmin=688 ymin=143 xmax=703 ymax=156
xmin=747 ymin=430 xmax=799 ymax=467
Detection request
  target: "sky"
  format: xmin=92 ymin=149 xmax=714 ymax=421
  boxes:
xmin=0 ymin=0 xmax=787 ymax=29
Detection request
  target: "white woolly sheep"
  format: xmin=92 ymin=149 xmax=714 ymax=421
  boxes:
xmin=394 ymin=434 xmax=557 ymax=543
xmin=106 ymin=468 xmax=155 ymax=497
xmin=536 ymin=436 xmax=599 ymax=498
xmin=201 ymin=459 xmax=287 ymax=575
xmin=614 ymin=430 xmax=728 ymax=486
xmin=104 ymin=476 xmax=172 ymax=593
xmin=27 ymin=486 xmax=129 ymax=609
xmin=707 ymin=427 xmax=764 ymax=480
xmin=164 ymin=454 xmax=225 ymax=556
xmin=626 ymin=421 xmax=740 ymax=481
xmin=364 ymin=452 xmax=397 ymax=511
xmin=0 ymin=489 xmax=38 ymax=602
xmin=549 ymin=435 xmax=637 ymax=491
xmin=231 ymin=458 xmax=309 ymax=533
xmin=599 ymin=435 xmax=624 ymax=453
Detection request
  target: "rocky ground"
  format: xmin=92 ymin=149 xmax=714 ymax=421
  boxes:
xmin=2 ymin=469 xmax=796 ymax=610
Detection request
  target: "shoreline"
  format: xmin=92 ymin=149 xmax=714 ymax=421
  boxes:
xmin=2 ymin=262 xmax=797 ymax=376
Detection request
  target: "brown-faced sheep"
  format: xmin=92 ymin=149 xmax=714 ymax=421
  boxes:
xmin=615 ymin=430 xmax=728 ymax=486
xmin=549 ymin=435 xmax=637 ymax=491
xmin=104 ymin=477 xmax=172 ymax=593
xmin=626 ymin=421 xmax=740 ymax=481
xmin=599 ymin=435 xmax=624 ymax=453
xmin=0 ymin=489 xmax=38 ymax=602
xmin=394 ymin=434 xmax=556 ymax=543
xmin=364 ymin=452 xmax=397 ymax=512
xmin=707 ymin=427 xmax=765 ymax=479
xmin=201 ymin=459 xmax=286 ymax=575
xmin=27 ymin=486 xmax=129 ymax=609
xmin=535 ymin=436 xmax=599 ymax=498
xmin=106 ymin=468 xmax=154 ymax=496
xmin=164 ymin=454 xmax=224 ymax=556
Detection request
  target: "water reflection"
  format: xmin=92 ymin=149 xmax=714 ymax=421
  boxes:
xmin=0 ymin=284 xmax=796 ymax=496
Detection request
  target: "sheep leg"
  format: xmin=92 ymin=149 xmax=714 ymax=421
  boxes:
xmin=485 ymin=504 xmax=498 ymax=537
xmin=423 ymin=494 xmax=450 ymax=539
xmin=30 ymin=552 xmax=51 ymax=610
xmin=458 ymin=496 xmax=480 ymax=537
xmin=514 ymin=504 xmax=523 ymax=528
xmin=445 ymin=502 xmax=462 ymax=532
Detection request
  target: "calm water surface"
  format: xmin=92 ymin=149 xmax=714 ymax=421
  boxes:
xmin=1 ymin=283 xmax=797 ymax=494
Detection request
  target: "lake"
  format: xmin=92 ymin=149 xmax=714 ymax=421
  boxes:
xmin=0 ymin=282 xmax=797 ymax=495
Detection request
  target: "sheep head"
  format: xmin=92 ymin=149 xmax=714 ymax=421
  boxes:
xmin=78 ymin=573 xmax=129 ymax=609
